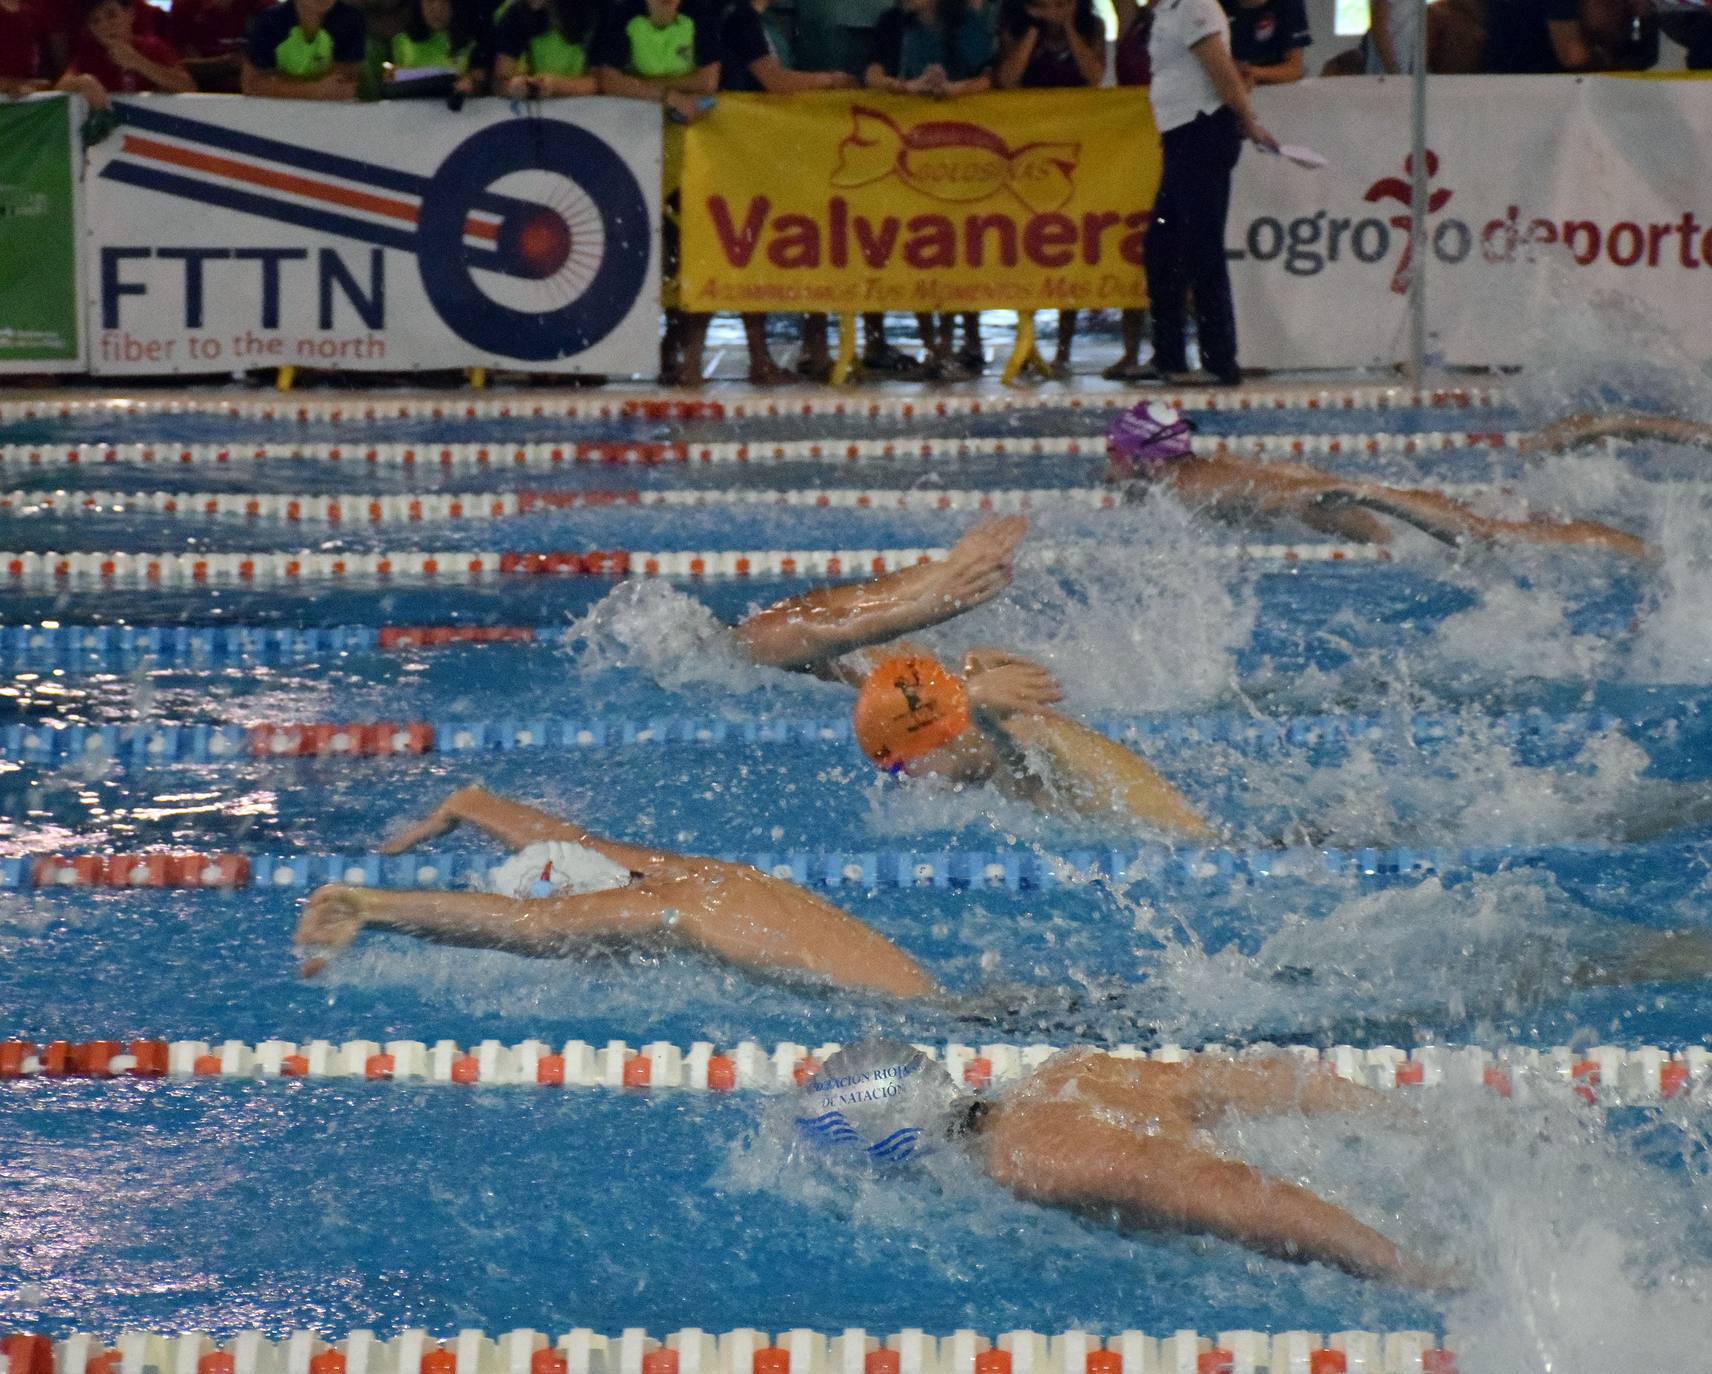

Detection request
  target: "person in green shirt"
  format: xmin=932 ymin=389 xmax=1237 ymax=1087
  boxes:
xmin=241 ymin=0 xmax=367 ymax=97
xmin=594 ymin=0 xmax=722 ymax=385
xmin=387 ymin=0 xmax=484 ymax=94
xmin=492 ymin=0 xmax=599 ymax=97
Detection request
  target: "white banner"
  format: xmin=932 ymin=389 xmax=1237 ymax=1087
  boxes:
xmin=87 ymin=96 xmax=661 ymax=375
xmin=1230 ymin=77 xmax=1712 ymax=369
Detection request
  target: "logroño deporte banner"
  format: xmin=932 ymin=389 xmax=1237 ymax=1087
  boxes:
xmin=1230 ymin=75 xmax=1712 ymax=369
xmin=679 ymin=89 xmax=1161 ymax=314
xmin=87 ymin=96 xmax=661 ymax=376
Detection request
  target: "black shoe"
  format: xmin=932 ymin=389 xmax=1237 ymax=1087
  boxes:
xmin=861 ymin=344 xmax=921 ymax=374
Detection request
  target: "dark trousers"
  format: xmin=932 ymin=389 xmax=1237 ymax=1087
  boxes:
xmin=1145 ymin=105 xmax=1243 ymax=380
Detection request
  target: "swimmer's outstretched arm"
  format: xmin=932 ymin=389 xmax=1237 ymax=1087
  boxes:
xmin=733 ymin=516 xmax=1026 ymax=676
xmin=1330 ymin=484 xmax=1655 ymax=559
xmin=996 ymin=711 xmax=1217 ymax=841
xmin=1180 ymin=1054 xmax=1411 ymax=1122
xmin=1520 ymin=413 xmax=1712 ymax=454
xmin=296 ymin=873 xmax=940 ymax=1000
xmin=294 ymin=883 xmax=652 ymax=973
xmin=378 ymin=785 xmax=673 ymax=872
xmin=985 ymin=1110 xmax=1446 ymax=1287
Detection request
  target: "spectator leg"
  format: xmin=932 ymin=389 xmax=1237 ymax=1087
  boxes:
xmin=1053 ymin=309 xmax=1076 ymax=368
xmin=1145 ymin=133 xmax=1192 ymax=375
xmin=1181 ymin=108 xmax=1243 ymax=382
xmin=799 ymin=313 xmax=832 ymax=379
xmin=742 ymin=313 xmax=790 ymax=384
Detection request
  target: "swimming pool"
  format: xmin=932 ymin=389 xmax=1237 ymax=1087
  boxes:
xmin=2 ymin=382 xmax=1709 ymax=1370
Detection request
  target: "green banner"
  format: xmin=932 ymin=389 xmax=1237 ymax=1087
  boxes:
xmin=0 ymin=96 xmax=81 ymax=370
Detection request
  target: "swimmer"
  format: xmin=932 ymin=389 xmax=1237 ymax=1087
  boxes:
xmin=733 ymin=514 xmax=1030 ymax=675
xmin=793 ymin=1038 xmax=1454 ymax=1289
xmin=1517 ymin=412 xmax=1712 ymax=456
xmin=1105 ymin=402 xmax=1656 ymax=559
xmin=848 ymin=650 xmax=1217 ymax=840
xmin=294 ymin=785 xmax=939 ymax=1001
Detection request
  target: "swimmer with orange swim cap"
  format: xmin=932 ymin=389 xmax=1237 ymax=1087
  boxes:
xmin=850 ymin=648 xmax=1217 ymax=839
xmin=1106 ymin=401 xmax=1656 ymax=559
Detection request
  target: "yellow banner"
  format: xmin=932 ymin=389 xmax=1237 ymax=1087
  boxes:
xmin=680 ymin=88 xmax=1160 ymax=313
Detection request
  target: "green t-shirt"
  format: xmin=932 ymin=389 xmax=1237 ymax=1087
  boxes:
xmin=390 ymin=30 xmax=473 ymax=70
xmin=623 ymin=12 xmax=696 ymax=76
xmin=526 ymin=29 xmax=587 ymax=75
xmin=492 ymin=0 xmax=589 ymax=76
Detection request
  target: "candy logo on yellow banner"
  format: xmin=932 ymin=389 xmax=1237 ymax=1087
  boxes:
xmin=831 ymin=106 xmax=1079 ymax=213
xmin=680 ymin=88 xmax=1161 ymax=314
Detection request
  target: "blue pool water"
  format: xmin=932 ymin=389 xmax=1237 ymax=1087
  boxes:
xmin=3 ymin=394 xmax=1711 ymax=1358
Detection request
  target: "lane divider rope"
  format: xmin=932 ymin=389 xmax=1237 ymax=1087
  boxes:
xmin=0 ymin=470 xmax=1592 ymax=526
xmin=0 ymin=543 xmax=1389 ymax=588
xmin=0 ymin=624 xmax=541 ymax=669
xmin=0 ymin=707 xmax=1622 ymax=766
xmin=0 ymin=1034 xmax=1700 ymax=1106
xmin=0 ymin=1328 xmax=1464 ymax=1374
xmin=5 ymin=839 xmax=1601 ymax=893
xmin=0 ymin=382 xmax=1507 ymax=426
xmin=0 ymin=487 xmax=1123 ymax=522
xmin=0 ymin=431 xmax=1550 ymax=471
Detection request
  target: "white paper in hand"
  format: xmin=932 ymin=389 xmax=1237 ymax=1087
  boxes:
xmin=1275 ymin=143 xmax=1329 ymax=169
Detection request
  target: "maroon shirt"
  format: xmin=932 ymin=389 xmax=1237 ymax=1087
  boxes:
xmin=1114 ymin=7 xmax=1151 ymax=85
xmin=0 ymin=0 xmax=47 ymax=77
xmin=167 ymin=0 xmax=271 ymax=55
xmin=1018 ymin=27 xmax=1098 ymax=86
xmin=68 ymin=27 xmax=183 ymax=89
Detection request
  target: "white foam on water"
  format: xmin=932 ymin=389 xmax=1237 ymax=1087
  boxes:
xmin=1137 ymin=871 xmax=1645 ymax=1041
xmin=1223 ymin=1088 xmax=1712 ymax=1373
xmin=567 ymin=580 xmax=785 ymax=695
xmin=933 ymin=503 xmax=1257 ymax=714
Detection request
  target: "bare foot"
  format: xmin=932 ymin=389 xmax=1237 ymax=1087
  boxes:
xmin=295 ymin=885 xmax=370 ymax=976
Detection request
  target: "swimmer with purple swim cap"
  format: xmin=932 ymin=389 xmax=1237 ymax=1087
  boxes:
xmin=788 ymin=1037 xmax=1459 ymax=1289
xmin=1103 ymin=400 xmax=1655 ymax=558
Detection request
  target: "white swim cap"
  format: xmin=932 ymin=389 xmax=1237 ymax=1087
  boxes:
xmin=486 ymin=840 xmax=632 ymax=899
xmin=794 ymin=1038 xmax=963 ymax=1165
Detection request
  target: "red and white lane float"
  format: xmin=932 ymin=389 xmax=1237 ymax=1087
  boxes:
xmin=0 ymin=542 xmax=1388 ymax=588
xmin=0 ymin=1326 xmax=1467 ymax=1374
xmin=0 ymin=1036 xmax=1702 ymax=1105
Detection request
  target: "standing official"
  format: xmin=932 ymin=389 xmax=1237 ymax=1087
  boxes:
xmin=1142 ymin=0 xmax=1275 ymax=386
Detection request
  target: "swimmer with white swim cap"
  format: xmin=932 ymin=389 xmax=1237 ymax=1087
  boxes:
xmin=295 ymin=785 xmax=939 ymax=1001
xmin=1106 ymin=401 xmax=1656 ymax=559
xmin=793 ymin=1037 xmax=1457 ymax=1289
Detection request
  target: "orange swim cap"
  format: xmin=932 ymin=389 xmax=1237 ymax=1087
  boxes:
xmin=853 ymin=654 xmax=972 ymax=773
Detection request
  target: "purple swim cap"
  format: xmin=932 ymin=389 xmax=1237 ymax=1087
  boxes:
xmin=1107 ymin=402 xmax=1195 ymax=465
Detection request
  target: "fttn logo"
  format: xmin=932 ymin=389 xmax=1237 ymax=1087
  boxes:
xmin=1363 ymin=151 xmax=1453 ymax=295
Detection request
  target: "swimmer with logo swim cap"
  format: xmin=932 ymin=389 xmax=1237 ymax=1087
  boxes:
xmin=849 ymin=649 xmax=1217 ymax=839
xmin=791 ymin=1037 xmax=1457 ymax=1289
xmin=1106 ymin=401 xmax=1656 ymax=559
xmin=295 ymin=785 xmax=940 ymax=1001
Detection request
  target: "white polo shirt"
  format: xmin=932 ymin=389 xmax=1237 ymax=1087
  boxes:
xmin=1148 ymin=0 xmax=1231 ymax=132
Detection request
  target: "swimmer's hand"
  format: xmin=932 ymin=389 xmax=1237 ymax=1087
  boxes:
xmin=934 ymin=516 xmax=1028 ymax=611
xmin=964 ymin=649 xmax=1063 ymax=716
xmin=295 ymin=884 xmax=369 ymax=976
xmin=377 ymin=794 xmax=466 ymax=854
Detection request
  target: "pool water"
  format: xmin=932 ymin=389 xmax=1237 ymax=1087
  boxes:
xmin=2 ymin=390 xmax=1710 ymax=1364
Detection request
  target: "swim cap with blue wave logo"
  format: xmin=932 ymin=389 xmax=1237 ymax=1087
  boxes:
xmin=794 ymin=1039 xmax=962 ymax=1165
xmin=1107 ymin=401 xmax=1195 ymax=465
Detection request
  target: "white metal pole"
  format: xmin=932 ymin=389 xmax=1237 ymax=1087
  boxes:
xmin=1408 ymin=0 xmax=1429 ymax=384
